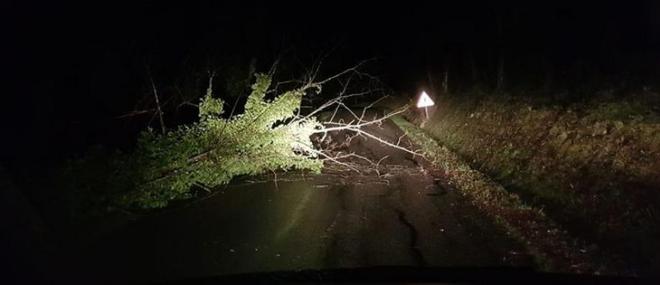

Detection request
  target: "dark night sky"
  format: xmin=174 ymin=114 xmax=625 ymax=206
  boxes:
xmin=4 ymin=0 xmax=660 ymax=162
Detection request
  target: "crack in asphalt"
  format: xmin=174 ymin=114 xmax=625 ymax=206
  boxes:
xmin=395 ymin=209 xmax=428 ymax=267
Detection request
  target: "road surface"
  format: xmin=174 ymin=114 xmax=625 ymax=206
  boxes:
xmin=72 ymin=115 xmax=531 ymax=283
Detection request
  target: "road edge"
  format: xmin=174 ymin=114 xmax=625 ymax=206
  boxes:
xmin=391 ymin=115 xmax=621 ymax=276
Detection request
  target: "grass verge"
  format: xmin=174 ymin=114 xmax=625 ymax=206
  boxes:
xmin=392 ymin=115 xmax=624 ymax=275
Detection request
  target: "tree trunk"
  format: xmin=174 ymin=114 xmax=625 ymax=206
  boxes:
xmin=495 ymin=13 xmax=505 ymax=93
xmin=442 ymin=58 xmax=450 ymax=94
xmin=442 ymin=68 xmax=449 ymax=94
xmin=496 ymin=56 xmax=504 ymax=92
xmin=470 ymin=53 xmax=478 ymax=85
xmin=427 ymin=67 xmax=436 ymax=95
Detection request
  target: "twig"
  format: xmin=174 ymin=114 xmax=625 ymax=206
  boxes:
xmin=316 ymin=107 xmax=408 ymax=132
xmin=272 ymin=170 xmax=279 ymax=190
xmin=146 ymin=66 xmax=166 ymax=134
xmin=309 ymin=149 xmax=361 ymax=173
xmin=115 ymin=109 xmax=156 ymax=119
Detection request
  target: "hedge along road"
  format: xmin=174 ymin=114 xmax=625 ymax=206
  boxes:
xmin=72 ymin=112 xmax=531 ymax=284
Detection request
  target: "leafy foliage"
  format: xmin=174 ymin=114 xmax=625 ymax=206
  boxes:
xmin=117 ymin=74 xmax=322 ymax=208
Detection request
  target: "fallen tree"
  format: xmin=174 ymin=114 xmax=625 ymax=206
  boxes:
xmin=115 ymin=62 xmax=415 ymax=208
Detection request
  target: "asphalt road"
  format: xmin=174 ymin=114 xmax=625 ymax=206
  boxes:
xmin=73 ymin=115 xmax=531 ymax=284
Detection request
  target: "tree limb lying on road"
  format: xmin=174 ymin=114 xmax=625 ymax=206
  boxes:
xmin=114 ymin=61 xmax=419 ymax=209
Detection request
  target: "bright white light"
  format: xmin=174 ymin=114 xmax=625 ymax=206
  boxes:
xmin=416 ymin=91 xmax=435 ymax=108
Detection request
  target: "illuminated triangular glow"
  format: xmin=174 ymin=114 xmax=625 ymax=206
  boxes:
xmin=416 ymin=91 xmax=435 ymax=108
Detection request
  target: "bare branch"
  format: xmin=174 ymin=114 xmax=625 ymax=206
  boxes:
xmin=176 ymin=101 xmax=199 ymax=110
xmin=147 ymin=66 xmax=166 ymax=134
xmin=312 ymin=58 xmax=375 ymax=86
xmin=317 ymin=107 xmax=408 ymax=132
xmin=309 ymin=149 xmax=361 ymax=173
xmin=115 ymin=109 xmax=156 ymax=119
xmin=299 ymin=91 xmax=369 ymax=122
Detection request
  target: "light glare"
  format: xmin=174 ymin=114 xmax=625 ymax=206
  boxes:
xmin=416 ymin=91 xmax=435 ymax=108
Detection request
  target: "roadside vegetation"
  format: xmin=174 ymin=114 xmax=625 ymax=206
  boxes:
xmin=397 ymin=90 xmax=660 ymax=275
xmin=392 ymin=116 xmax=608 ymax=274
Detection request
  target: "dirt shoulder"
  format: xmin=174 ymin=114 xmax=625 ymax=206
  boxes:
xmin=391 ymin=115 xmax=630 ymax=275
